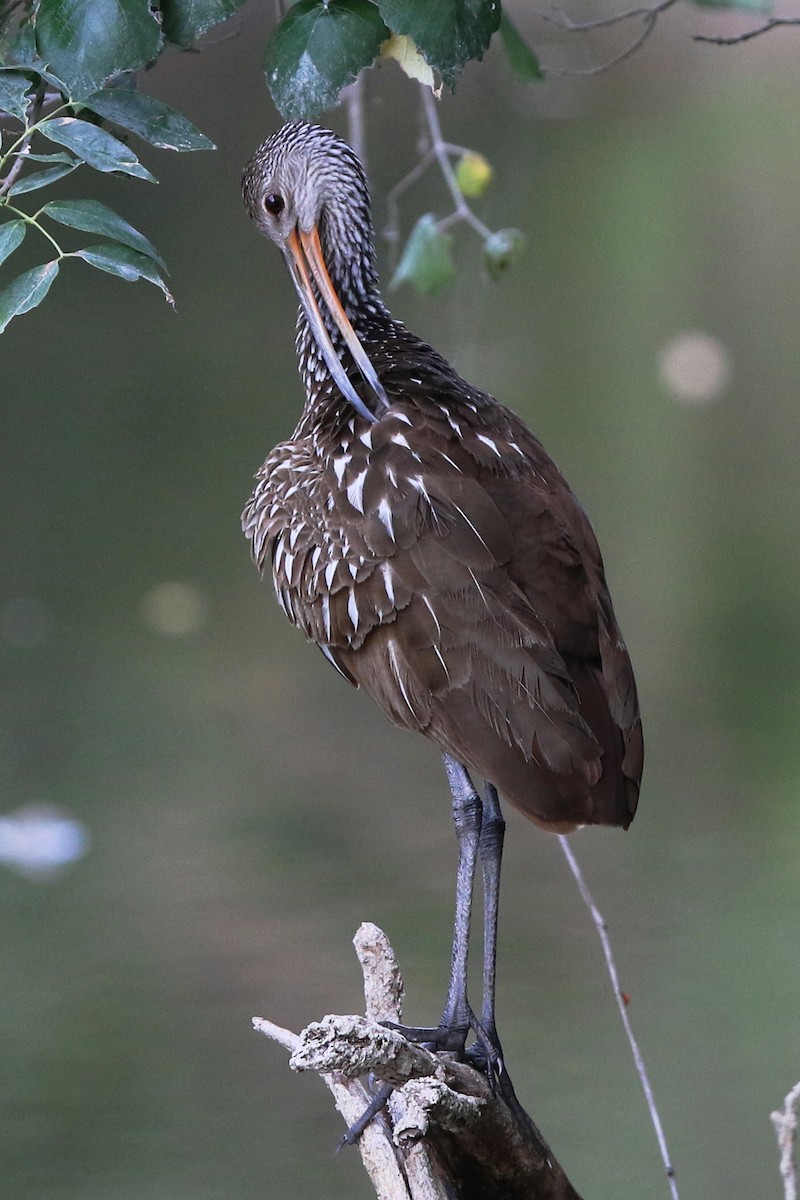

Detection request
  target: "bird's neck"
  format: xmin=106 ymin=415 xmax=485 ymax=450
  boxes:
xmin=294 ymin=202 xmax=403 ymax=428
xmin=295 ymin=262 xmax=397 ymax=426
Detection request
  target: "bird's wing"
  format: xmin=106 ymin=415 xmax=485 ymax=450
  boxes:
xmin=326 ymin=401 xmax=640 ymax=826
xmin=244 ymin=397 xmax=641 ymax=828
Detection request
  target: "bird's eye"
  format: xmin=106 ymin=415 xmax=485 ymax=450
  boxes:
xmin=263 ymin=193 xmax=285 ymax=216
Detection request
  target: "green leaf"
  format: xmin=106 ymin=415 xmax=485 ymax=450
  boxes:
xmin=41 ymin=198 xmax=165 ymax=268
xmin=0 ymin=221 xmax=27 ymax=268
xmin=83 ymin=88 xmax=214 ymax=151
xmin=483 ymin=228 xmax=526 ymax=281
xmin=75 ymin=243 xmax=174 ymax=303
xmin=390 ymin=214 xmax=456 ymax=295
xmin=2 ymin=55 xmax=71 ymax=93
xmin=161 ymin=0 xmax=249 ymax=48
xmin=375 ymin=0 xmax=501 ymax=87
xmin=33 ymin=0 xmax=162 ymax=99
xmin=265 ymin=0 xmax=389 ymax=120
xmin=8 ymin=161 xmax=80 ymax=195
xmin=39 ymin=117 xmax=156 ymax=180
xmin=498 ymin=13 xmax=543 ymax=81
xmin=16 ymin=151 xmax=76 ymax=163
xmin=5 ymin=22 xmax=37 ymax=65
xmin=0 ymin=261 xmax=59 ymax=334
xmin=0 ymin=69 xmax=33 ymax=121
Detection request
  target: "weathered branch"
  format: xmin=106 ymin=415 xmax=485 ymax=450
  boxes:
xmin=253 ymin=922 xmax=585 ymax=1199
xmin=771 ymin=1080 xmax=800 ymax=1200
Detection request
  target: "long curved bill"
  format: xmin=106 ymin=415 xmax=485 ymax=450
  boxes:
xmin=284 ymin=225 xmax=388 ymax=424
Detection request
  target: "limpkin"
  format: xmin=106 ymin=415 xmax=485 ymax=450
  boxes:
xmin=241 ymin=120 xmax=643 ymax=1131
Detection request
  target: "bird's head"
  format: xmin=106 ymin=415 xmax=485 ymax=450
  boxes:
xmin=242 ymin=121 xmax=387 ymax=423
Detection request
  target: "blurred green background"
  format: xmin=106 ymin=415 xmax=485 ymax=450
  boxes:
xmin=3 ymin=4 xmax=800 ymax=1198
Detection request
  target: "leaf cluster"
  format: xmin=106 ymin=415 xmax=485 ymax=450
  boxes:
xmin=0 ymin=0 xmax=229 ymax=331
xmin=0 ymin=0 xmax=781 ymax=330
xmin=0 ymin=1 xmax=543 ymax=328
xmin=266 ymin=1 xmax=543 ymax=120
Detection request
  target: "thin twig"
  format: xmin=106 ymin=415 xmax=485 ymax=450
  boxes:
xmin=382 ymin=91 xmax=499 ymax=270
xmin=533 ymin=0 xmax=678 ymax=76
xmin=558 ymin=834 xmax=680 ymax=1200
xmin=550 ymin=10 xmax=663 ymax=75
xmin=345 ymin=74 xmax=367 ymax=173
xmin=0 ymin=85 xmax=45 ymax=199
xmin=384 ymin=147 xmax=435 ymax=262
xmin=0 ymin=143 xmax=30 ymax=197
xmin=771 ymin=1080 xmax=800 ymax=1200
xmin=694 ymin=17 xmax=800 ymax=45
xmin=535 ymin=0 xmax=675 ymax=34
xmin=419 ymin=86 xmax=492 ymax=241
xmin=0 ymin=199 xmax=64 ymax=256
xmin=252 ymin=1016 xmax=300 ymax=1053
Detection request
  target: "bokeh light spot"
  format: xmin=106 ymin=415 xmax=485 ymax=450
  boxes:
xmin=142 ymin=582 xmax=209 ymax=637
xmin=658 ymin=330 xmax=732 ymax=404
xmin=0 ymin=804 xmax=90 ymax=881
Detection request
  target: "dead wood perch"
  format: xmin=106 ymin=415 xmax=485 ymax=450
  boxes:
xmin=253 ymin=923 xmax=584 ymax=1200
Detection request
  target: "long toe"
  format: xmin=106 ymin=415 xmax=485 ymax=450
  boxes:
xmin=380 ymin=1019 xmax=469 ymax=1057
xmin=337 ymin=1081 xmax=394 ymax=1149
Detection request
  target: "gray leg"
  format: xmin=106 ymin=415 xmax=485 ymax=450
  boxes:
xmin=476 ymin=783 xmax=549 ymax=1156
xmin=479 ymin=782 xmax=505 ymax=1050
xmin=438 ymin=753 xmax=482 ymax=1052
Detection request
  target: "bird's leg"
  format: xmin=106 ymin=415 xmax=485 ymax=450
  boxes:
xmin=463 ymin=780 xmax=505 ymax=1075
xmin=478 ymin=781 xmax=505 ymax=1055
xmin=436 ymin=754 xmax=483 ymax=1053
xmin=346 ymin=757 xmax=480 ymax=1146
xmin=469 ymin=782 xmax=550 ymax=1157
xmin=382 ymin=754 xmax=482 ymax=1054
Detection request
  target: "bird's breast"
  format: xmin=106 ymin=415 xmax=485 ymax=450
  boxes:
xmin=241 ymin=412 xmax=431 ymax=650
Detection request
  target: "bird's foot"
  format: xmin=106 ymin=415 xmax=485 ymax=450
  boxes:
xmin=339 ymin=1019 xmax=549 ymax=1160
xmin=400 ymin=1016 xmax=549 ymax=1158
xmin=338 ymin=1021 xmax=471 ymax=1149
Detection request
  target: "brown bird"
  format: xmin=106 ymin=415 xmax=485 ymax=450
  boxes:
xmin=241 ymin=121 xmax=643 ymax=1130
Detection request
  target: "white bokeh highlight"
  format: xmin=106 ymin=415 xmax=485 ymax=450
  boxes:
xmin=658 ymin=330 xmax=732 ymax=404
xmin=0 ymin=804 xmax=90 ymax=881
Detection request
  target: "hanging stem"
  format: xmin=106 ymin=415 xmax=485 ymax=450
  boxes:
xmin=345 ymin=73 xmax=367 ymax=173
xmin=558 ymin=834 xmax=680 ymax=1200
xmin=419 ymin=85 xmax=492 ymax=241
xmin=0 ymin=199 xmax=65 ymax=256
